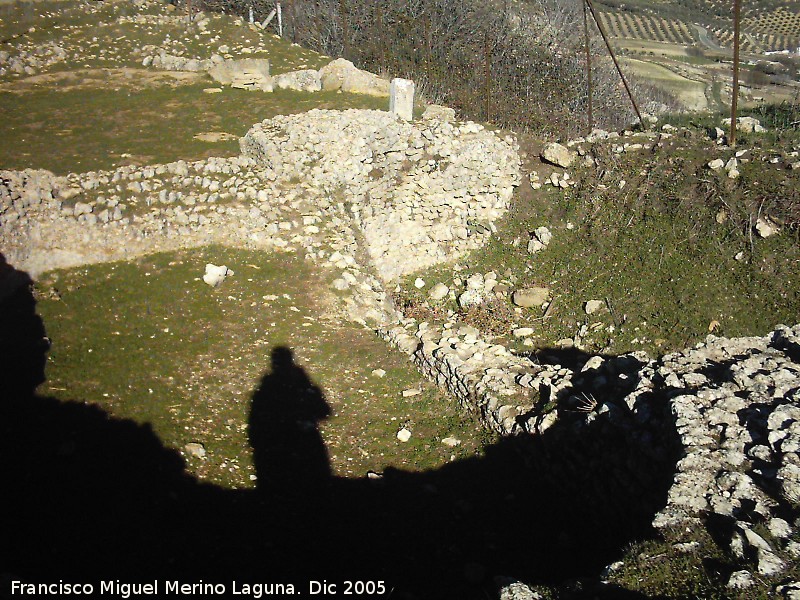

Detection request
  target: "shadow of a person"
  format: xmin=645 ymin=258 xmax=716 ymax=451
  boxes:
xmin=249 ymin=346 xmax=332 ymax=496
xmin=0 ymin=252 xmax=48 ymax=398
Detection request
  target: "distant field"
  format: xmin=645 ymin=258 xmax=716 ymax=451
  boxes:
xmin=612 ymin=39 xmax=694 ymax=58
xmin=597 ymin=11 xmax=695 ymax=46
xmin=593 ymin=0 xmax=799 ymax=111
xmin=621 ymin=57 xmax=709 ymax=110
xmin=596 ymin=0 xmax=800 ymax=52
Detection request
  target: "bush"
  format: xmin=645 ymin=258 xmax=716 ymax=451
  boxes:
xmin=199 ymin=0 xmax=677 ymax=137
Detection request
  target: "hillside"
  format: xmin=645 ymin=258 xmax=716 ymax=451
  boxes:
xmin=592 ymin=0 xmax=800 ymax=112
xmin=1 ymin=0 xmax=800 ymax=598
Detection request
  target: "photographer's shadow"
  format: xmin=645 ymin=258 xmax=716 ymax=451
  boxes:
xmin=2 ymin=254 xmax=664 ymax=599
xmin=249 ymin=346 xmax=332 ymax=496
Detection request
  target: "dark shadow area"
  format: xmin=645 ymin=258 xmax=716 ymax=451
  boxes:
xmin=1 ymin=256 xmax=679 ymax=599
xmin=249 ymin=347 xmax=332 ymax=493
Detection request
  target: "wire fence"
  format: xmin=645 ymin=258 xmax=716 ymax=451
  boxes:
xmin=201 ymin=0 xmax=679 ymax=137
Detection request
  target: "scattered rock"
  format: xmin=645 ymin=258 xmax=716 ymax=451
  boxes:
xmin=396 ymin=427 xmax=412 ymax=442
xmin=755 ymin=217 xmax=780 ymax=238
xmin=512 ymin=287 xmax=549 ymax=308
xmin=194 ymin=132 xmax=238 ymax=142
xmin=208 ymin=58 xmax=271 ymax=90
xmin=184 ymin=442 xmax=206 ymax=459
xmin=429 ymin=283 xmax=450 ymax=300
xmin=727 ymin=570 xmax=755 ymax=589
xmin=541 ymin=142 xmax=575 ymax=168
xmin=422 ymin=105 xmax=456 ymax=122
xmin=441 ymin=437 xmax=461 ymax=447
xmin=318 ymin=57 xmax=356 ymax=91
xmin=527 ymin=226 xmax=552 ymax=254
xmin=203 ymin=263 xmax=232 ymax=287
xmin=402 ymin=388 xmax=422 ymax=397
xmin=777 ymin=582 xmax=800 ymax=600
xmin=496 ymin=578 xmax=542 ymax=600
xmin=584 ymin=299 xmax=605 ymax=315
xmin=735 ymin=116 xmax=766 ymax=134
xmin=273 ymin=69 xmax=321 ymax=92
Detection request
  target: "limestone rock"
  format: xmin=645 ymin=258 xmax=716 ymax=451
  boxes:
xmin=777 ymin=582 xmax=800 ymax=600
xmin=208 ymin=58 xmax=270 ymax=87
xmin=755 ymin=217 xmax=779 ymax=238
xmin=273 ymin=69 xmax=322 ymax=92
xmin=184 ymin=442 xmax=206 ymax=459
xmin=496 ymin=579 xmax=542 ymax=600
xmin=735 ymin=116 xmax=766 ymax=133
xmin=527 ymin=226 xmax=552 ymax=254
xmin=203 ymin=263 xmax=232 ymax=287
xmin=541 ymin=142 xmax=575 ymax=168
xmin=512 ymin=287 xmax=549 ymax=308
xmin=584 ymin=299 xmax=604 ymax=315
xmin=429 ymin=283 xmax=449 ymax=300
xmin=318 ymin=57 xmax=357 ymax=91
xmin=458 ymin=289 xmax=484 ymax=308
xmin=341 ymin=68 xmax=390 ymax=97
xmin=727 ymin=570 xmax=754 ymax=589
xmin=422 ymin=105 xmax=456 ymax=122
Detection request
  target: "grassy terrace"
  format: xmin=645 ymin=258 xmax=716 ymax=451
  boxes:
xmin=2 ymin=0 xmax=800 ymax=596
xmin=33 ymin=246 xmax=494 ymax=487
xmin=398 ymin=114 xmax=800 ymax=360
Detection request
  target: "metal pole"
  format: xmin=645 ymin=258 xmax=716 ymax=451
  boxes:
xmin=730 ymin=0 xmax=741 ymax=146
xmin=583 ymin=0 xmax=593 ymax=133
xmin=585 ymin=0 xmax=644 ymax=129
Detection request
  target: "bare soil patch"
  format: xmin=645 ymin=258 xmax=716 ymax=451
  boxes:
xmin=0 ymin=67 xmax=207 ymax=93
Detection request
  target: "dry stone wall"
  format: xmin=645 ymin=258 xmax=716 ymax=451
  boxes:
xmin=241 ymin=109 xmax=520 ymax=281
xmin=4 ymin=107 xmax=799 ymax=586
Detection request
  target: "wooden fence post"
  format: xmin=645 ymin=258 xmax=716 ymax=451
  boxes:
xmin=485 ymin=30 xmax=492 ymax=122
xmin=585 ymin=0 xmax=644 ymax=129
xmin=340 ymin=0 xmax=349 ymax=60
xmin=583 ymin=0 xmax=594 ymax=133
xmin=730 ymin=0 xmax=741 ymax=146
xmin=376 ymin=5 xmax=386 ymax=68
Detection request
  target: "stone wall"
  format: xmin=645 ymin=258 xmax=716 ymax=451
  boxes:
xmin=240 ymin=108 xmax=520 ymax=281
xmin=3 ymin=108 xmax=799 ymax=586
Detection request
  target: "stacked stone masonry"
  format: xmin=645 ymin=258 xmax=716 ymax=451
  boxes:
xmin=3 ymin=109 xmax=799 ymax=583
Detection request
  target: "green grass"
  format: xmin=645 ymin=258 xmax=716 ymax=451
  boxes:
xmin=35 ymin=246 xmax=496 ymax=488
xmin=2 ymin=0 xmax=328 ymax=74
xmin=0 ymin=83 xmax=385 ymax=173
xmin=0 ymin=0 xmax=386 ymax=174
xmin=397 ymin=125 xmax=800 ymax=358
xmin=609 ymin=525 xmax=800 ymax=599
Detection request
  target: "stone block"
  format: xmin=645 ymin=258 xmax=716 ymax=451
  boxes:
xmin=390 ymin=78 xmax=415 ymax=121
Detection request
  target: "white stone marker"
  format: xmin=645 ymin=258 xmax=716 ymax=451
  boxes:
xmin=390 ymin=78 xmax=415 ymax=121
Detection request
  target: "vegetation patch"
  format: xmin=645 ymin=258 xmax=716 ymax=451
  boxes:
xmin=35 ymin=246 xmax=495 ymax=488
xmin=397 ymin=122 xmax=800 ymax=359
xmin=0 ymin=83 xmax=384 ymax=174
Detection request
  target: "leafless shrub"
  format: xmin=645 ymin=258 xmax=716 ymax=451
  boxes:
xmin=202 ymin=0 xmax=676 ymax=137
